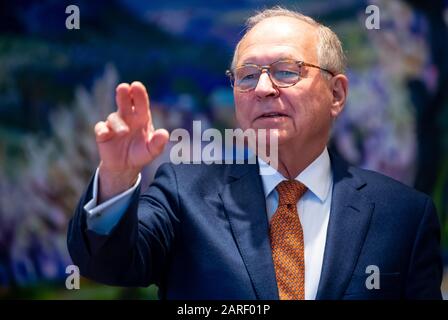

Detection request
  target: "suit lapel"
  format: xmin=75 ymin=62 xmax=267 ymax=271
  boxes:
xmin=218 ymin=153 xmax=374 ymax=300
xmin=316 ymin=154 xmax=374 ymax=299
xmin=219 ymin=160 xmax=279 ymax=300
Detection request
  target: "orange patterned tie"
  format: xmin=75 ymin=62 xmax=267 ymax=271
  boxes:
xmin=270 ymin=180 xmax=308 ymax=300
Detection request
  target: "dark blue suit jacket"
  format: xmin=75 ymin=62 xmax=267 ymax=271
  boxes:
xmin=67 ymin=153 xmax=443 ymax=299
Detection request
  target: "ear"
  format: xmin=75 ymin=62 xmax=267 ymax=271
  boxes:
xmin=329 ymin=74 xmax=348 ymax=118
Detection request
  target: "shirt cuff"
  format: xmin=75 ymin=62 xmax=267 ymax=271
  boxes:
xmin=84 ymin=168 xmax=141 ymax=235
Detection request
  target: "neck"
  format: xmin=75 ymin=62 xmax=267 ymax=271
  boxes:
xmin=270 ymin=141 xmax=326 ymax=179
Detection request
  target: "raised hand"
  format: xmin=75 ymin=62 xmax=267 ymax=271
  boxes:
xmin=94 ymin=81 xmax=169 ymax=202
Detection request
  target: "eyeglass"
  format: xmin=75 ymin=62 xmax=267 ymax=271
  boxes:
xmin=225 ymin=59 xmax=335 ymax=92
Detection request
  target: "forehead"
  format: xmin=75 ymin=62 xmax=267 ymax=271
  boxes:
xmin=237 ymin=16 xmax=318 ymax=65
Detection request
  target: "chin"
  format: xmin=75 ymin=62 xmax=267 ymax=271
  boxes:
xmin=256 ymin=129 xmax=293 ymax=146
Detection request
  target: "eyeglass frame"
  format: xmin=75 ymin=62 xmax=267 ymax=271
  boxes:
xmin=225 ymin=59 xmax=336 ymax=92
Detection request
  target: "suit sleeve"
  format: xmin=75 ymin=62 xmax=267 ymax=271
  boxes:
xmin=67 ymin=162 xmax=180 ymax=287
xmin=405 ymin=196 xmax=443 ymax=299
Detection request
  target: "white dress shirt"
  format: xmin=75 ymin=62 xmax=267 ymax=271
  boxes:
xmin=258 ymin=147 xmax=333 ymax=300
xmin=85 ymin=148 xmax=333 ymax=300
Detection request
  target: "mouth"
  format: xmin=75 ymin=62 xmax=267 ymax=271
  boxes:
xmin=256 ymin=112 xmax=289 ymax=120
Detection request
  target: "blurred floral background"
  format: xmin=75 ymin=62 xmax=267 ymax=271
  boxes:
xmin=0 ymin=0 xmax=447 ymax=299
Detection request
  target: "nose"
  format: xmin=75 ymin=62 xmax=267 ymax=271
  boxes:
xmin=254 ymin=71 xmax=279 ymax=98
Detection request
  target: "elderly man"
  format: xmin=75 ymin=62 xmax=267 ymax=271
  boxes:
xmin=67 ymin=7 xmax=443 ymax=299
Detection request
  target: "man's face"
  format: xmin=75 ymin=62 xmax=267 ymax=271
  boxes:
xmin=233 ymin=16 xmax=335 ymax=148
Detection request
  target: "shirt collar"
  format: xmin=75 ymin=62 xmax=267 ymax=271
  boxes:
xmin=257 ymin=147 xmax=332 ymax=202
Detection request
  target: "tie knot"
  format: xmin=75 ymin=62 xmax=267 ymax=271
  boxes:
xmin=276 ymin=180 xmax=307 ymax=206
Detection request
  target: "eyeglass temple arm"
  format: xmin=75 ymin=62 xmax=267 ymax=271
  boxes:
xmin=299 ymin=62 xmax=335 ymax=77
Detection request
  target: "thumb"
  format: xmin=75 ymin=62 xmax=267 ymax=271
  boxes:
xmin=146 ymin=128 xmax=169 ymax=160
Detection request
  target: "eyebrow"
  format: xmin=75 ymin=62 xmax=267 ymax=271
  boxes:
xmin=240 ymin=55 xmax=303 ymax=66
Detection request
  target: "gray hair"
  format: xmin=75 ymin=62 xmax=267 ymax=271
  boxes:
xmin=231 ymin=6 xmax=347 ymax=76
